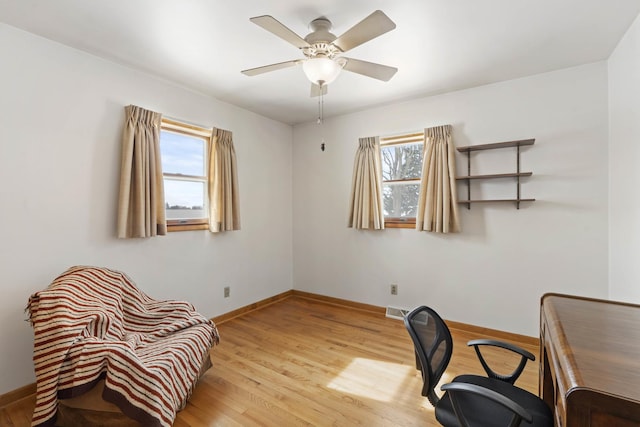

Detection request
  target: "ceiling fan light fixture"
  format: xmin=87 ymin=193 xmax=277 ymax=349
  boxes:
xmin=302 ymin=57 xmax=344 ymax=86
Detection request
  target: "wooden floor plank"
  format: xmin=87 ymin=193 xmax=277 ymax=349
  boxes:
xmin=2 ymin=296 xmax=539 ymax=426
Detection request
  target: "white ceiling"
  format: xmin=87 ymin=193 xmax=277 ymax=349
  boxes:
xmin=1 ymin=1 xmax=639 ymax=125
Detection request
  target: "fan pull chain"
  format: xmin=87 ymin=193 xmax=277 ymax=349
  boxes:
xmin=317 ymin=86 xmax=324 ymax=124
xmin=317 ymin=84 xmax=326 ymax=151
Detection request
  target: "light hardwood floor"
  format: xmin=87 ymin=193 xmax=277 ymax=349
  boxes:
xmin=1 ymin=295 xmax=539 ymax=426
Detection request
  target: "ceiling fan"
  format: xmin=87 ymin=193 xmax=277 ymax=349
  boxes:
xmin=241 ymin=10 xmax=398 ymax=96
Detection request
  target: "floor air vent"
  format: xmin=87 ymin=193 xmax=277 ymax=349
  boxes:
xmin=385 ymin=306 xmax=409 ymax=320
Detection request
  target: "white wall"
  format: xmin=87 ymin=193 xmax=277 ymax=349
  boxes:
xmin=0 ymin=24 xmax=293 ymax=394
xmin=609 ymin=14 xmax=640 ymax=303
xmin=293 ymin=62 xmax=610 ymax=337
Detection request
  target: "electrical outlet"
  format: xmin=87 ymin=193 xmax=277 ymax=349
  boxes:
xmin=224 ymin=286 xmax=230 ymax=298
xmin=390 ymin=284 xmax=398 ymax=295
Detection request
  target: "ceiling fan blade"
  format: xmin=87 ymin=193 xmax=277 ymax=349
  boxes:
xmin=241 ymin=60 xmax=302 ymax=76
xmin=342 ymin=57 xmax=398 ymax=81
xmin=310 ymin=83 xmax=328 ymax=97
xmin=250 ymin=15 xmax=310 ymax=49
xmin=333 ymin=10 xmax=396 ymax=52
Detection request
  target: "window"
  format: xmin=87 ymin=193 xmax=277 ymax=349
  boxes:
xmin=380 ymin=132 xmax=424 ymax=228
xmin=160 ymin=118 xmax=211 ymax=231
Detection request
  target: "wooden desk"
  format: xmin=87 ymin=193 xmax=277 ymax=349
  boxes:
xmin=540 ymin=293 xmax=640 ymax=427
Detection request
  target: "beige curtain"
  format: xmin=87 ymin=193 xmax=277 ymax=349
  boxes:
xmin=348 ymin=136 xmax=385 ymax=230
xmin=208 ymin=128 xmax=240 ymax=232
xmin=117 ymin=105 xmax=166 ymax=238
xmin=416 ymin=125 xmax=460 ymax=233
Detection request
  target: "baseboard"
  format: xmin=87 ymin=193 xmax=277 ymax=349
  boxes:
xmin=291 ymin=290 xmax=386 ymax=315
xmin=446 ymin=319 xmax=539 ymax=347
xmin=212 ymin=290 xmax=294 ymax=325
xmin=292 ymin=291 xmax=538 ymax=346
xmin=0 ymin=382 xmax=35 ymax=408
xmin=211 ymin=290 xmax=385 ymax=325
xmin=211 ymin=288 xmax=537 ymax=345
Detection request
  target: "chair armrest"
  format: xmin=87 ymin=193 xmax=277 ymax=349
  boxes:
xmin=467 ymin=339 xmax=535 ymax=360
xmin=467 ymin=339 xmax=535 ymax=384
xmin=441 ymin=382 xmax=533 ymax=427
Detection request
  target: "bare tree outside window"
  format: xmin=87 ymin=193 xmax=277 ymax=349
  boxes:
xmin=380 ymin=133 xmax=424 ymax=225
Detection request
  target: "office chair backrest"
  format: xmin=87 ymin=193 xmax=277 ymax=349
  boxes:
xmin=404 ymin=306 xmax=453 ymax=406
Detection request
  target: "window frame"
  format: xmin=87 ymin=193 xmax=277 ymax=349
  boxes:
xmin=160 ymin=118 xmax=211 ymax=232
xmin=380 ymin=132 xmax=425 ymax=229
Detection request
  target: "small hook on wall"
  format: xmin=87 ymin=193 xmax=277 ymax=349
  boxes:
xmin=320 ymin=143 xmax=325 ymax=151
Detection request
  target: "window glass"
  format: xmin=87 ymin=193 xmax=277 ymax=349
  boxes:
xmin=380 ymin=136 xmax=423 ymax=226
xmin=381 ymin=143 xmax=422 ymax=181
xmin=160 ymin=131 xmax=205 ymax=176
xmin=159 ymin=120 xmax=210 ymax=230
xmin=383 ymin=182 xmax=421 ymax=218
xmin=164 ymin=180 xmax=206 ymax=220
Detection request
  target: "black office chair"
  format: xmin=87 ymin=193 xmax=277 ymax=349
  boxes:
xmin=404 ymin=306 xmax=553 ymax=427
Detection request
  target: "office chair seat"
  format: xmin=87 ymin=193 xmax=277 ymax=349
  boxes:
xmin=436 ymin=375 xmax=552 ymax=427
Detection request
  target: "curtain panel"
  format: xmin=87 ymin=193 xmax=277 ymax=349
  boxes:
xmin=348 ymin=136 xmax=385 ymax=230
xmin=116 ymin=105 xmax=166 ymax=238
xmin=208 ymin=128 xmax=240 ymax=232
xmin=416 ymin=125 xmax=461 ymax=233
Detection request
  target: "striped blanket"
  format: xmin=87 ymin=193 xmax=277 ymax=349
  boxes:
xmin=27 ymin=266 xmax=220 ymax=427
